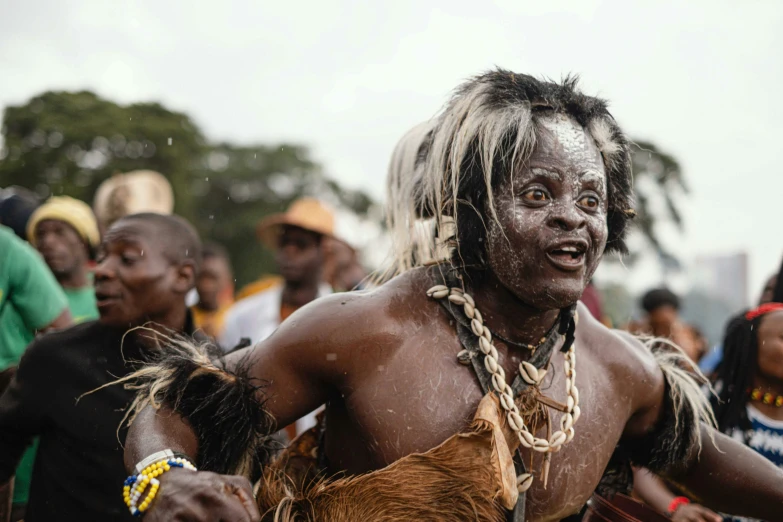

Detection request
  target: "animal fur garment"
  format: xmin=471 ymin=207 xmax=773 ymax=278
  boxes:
xmin=625 ymin=340 xmax=717 ymax=475
xmin=117 ymin=334 xmax=276 ymax=476
xmin=256 ymin=393 xmax=517 ymax=522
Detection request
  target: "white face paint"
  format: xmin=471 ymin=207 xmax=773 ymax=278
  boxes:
xmin=539 ymin=114 xmax=596 ymax=166
xmin=484 ymin=113 xmax=609 ymax=310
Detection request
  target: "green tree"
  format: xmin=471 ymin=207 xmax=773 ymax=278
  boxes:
xmin=627 ymin=140 xmax=688 ymax=269
xmin=0 ymin=90 xmax=205 ymax=219
xmin=0 ymin=91 xmax=379 ymax=287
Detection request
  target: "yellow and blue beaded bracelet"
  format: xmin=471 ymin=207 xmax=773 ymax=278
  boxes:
xmin=123 ymin=457 xmax=196 ymax=517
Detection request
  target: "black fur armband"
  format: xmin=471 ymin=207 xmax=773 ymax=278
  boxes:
xmin=124 ymin=337 xmax=277 ymax=476
xmin=625 ymin=379 xmax=699 ymax=475
xmin=623 ymin=344 xmax=715 ymax=476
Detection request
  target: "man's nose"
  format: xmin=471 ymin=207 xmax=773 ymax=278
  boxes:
xmin=93 ymin=258 xmax=115 ymax=281
xmin=547 ymin=200 xmax=586 ymax=232
xmin=37 ymin=232 xmax=56 ymax=249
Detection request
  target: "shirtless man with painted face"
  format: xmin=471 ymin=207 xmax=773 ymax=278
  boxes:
xmin=123 ymin=71 xmax=783 ymax=521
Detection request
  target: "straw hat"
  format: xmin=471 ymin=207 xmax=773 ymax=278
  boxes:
xmin=93 ymin=170 xmax=174 ymax=229
xmin=256 ymin=198 xmax=335 ymax=249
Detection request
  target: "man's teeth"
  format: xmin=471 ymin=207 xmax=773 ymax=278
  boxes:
xmin=561 ymin=246 xmax=579 ymax=253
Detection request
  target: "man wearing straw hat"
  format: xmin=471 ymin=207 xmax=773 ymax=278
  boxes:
xmin=219 ymin=198 xmax=333 ymax=351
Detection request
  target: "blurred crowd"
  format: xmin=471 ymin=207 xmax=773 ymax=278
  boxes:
xmin=0 ymin=171 xmax=368 ymax=520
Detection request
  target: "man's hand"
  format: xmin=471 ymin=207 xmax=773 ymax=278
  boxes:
xmin=671 ymin=503 xmax=721 ymax=522
xmin=144 ymin=469 xmax=261 ymax=522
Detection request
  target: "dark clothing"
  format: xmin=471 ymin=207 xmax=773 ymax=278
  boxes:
xmin=0 ymin=317 xmax=200 ymax=521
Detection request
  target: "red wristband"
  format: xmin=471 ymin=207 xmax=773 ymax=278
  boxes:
xmin=668 ymin=496 xmax=690 ymax=515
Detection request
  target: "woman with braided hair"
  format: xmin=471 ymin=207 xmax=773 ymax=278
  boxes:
xmin=119 ymin=70 xmax=783 ymax=521
xmin=712 ymin=304 xmax=783 ymax=467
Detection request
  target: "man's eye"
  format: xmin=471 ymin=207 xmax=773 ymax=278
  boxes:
xmin=578 ymin=195 xmax=599 ymax=209
xmin=523 ymin=189 xmax=549 ymax=202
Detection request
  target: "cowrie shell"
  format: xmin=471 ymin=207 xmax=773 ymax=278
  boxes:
xmin=520 ymin=361 xmax=541 ymax=385
xmin=500 ymin=393 xmax=514 ymax=412
xmin=482 ymin=326 xmax=492 ymax=341
xmin=533 ymin=440 xmax=550 ymax=453
xmin=572 ymin=405 xmax=581 ymax=423
xmin=448 ymin=294 xmax=467 ymax=306
xmin=479 ymin=336 xmax=492 ymax=354
xmin=508 ymin=412 xmax=521 ymax=432
xmin=426 ymin=285 xmax=448 ymax=296
xmin=471 ymin=318 xmax=483 ymax=336
xmin=517 ymin=473 xmax=534 ymax=492
xmin=549 ymin=430 xmax=567 ymax=447
xmin=484 ymin=355 xmax=498 ymax=374
xmin=489 ymin=344 xmax=498 ymax=361
xmin=492 ymin=373 xmax=506 ymax=393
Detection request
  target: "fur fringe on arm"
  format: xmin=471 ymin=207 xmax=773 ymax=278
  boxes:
xmin=116 ymin=332 xmax=277 ymax=476
xmin=626 ymin=338 xmax=717 ymax=475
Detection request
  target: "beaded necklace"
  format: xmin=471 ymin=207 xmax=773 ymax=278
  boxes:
xmin=750 ymin=388 xmax=783 ymax=408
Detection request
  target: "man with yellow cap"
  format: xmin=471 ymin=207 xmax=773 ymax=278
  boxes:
xmin=27 ymin=197 xmax=100 ymax=324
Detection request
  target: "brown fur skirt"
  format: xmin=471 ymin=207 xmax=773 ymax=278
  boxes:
xmin=255 ymin=394 xmax=518 ymax=522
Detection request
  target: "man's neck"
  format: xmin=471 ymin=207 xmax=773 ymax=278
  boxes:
xmin=196 ymin=301 xmax=219 ymax=313
xmin=468 ymin=271 xmax=561 ymax=350
xmin=144 ymin=306 xmax=189 ymax=335
xmin=57 ymin=267 xmax=89 ymax=290
xmin=282 ymin=280 xmax=321 ymax=309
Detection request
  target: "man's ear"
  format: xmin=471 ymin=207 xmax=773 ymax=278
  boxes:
xmin=173 ymin=263 xmax=196 ymax=294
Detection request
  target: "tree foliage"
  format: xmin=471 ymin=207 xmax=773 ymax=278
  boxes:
xmin=616 ymin=140 xmax=688 ymax=268
xmin=0 ymin=90 xmax=378 ymax=286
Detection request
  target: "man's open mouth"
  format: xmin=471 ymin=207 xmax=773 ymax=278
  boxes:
xmin=546 ymin=244 xmax=586 ymax=271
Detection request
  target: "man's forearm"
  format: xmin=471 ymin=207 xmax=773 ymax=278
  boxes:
xmin=671 ymin=425 xmax=783 ymax=520
xmin=124 ymin=405 xmax=198 ymax=472
xmin=0 ymin=479 xmax=13 ymax=522
xmin=632 ymin=467 xmax=676 ymax=514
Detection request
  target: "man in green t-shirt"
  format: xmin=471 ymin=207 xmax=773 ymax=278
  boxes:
xmin=0 ymin=225 xmax=72 ymax=520
xmin=27 ymin=197 xmax=100 ymax=324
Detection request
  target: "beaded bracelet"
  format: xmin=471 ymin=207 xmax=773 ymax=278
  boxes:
xmin=123 ymin=457 xmax=196 ymax=517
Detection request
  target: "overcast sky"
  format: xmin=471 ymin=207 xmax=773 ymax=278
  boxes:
xmin=2 ymin=0 xmax=781 ymax=300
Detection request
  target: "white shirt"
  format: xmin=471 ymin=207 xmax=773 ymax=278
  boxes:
xmin=219 ymin=282 xmax=332 ymax=351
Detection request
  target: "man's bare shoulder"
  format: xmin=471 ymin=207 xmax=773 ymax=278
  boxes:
xmin=254 ymin=268 xmax=437 ymax=367
xmin=577 ymin=302 xmax=663 ymax=392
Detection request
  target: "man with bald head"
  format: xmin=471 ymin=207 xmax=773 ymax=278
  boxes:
xmin=0 ymin=213 xmax=204 ymax=522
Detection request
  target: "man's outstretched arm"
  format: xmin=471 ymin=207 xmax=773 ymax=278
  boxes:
xmin=667 ymin=425 xmax=783 ymax=521
xmin=123 ymin=295 xmax=352 ymax=521
xmin=621 ymin=331 xmax=783 ymax=521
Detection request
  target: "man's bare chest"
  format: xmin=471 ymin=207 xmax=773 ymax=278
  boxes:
xmin=331 ymin=330 xmax=633 ymax=485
